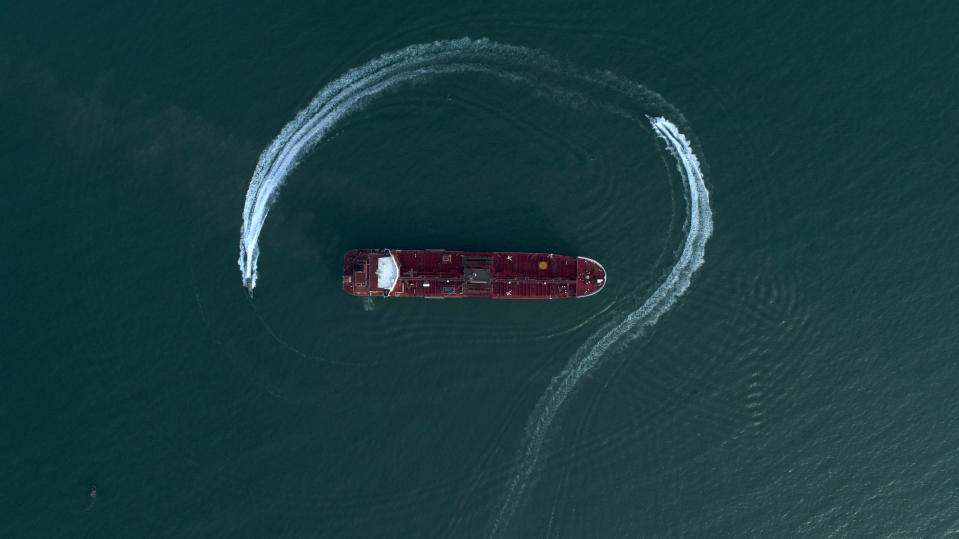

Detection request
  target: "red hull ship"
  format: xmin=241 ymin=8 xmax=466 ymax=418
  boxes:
xmin=342 ymin=249 xmax=606 ymax=299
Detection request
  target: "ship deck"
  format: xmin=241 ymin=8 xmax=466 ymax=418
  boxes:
xmin=342 ymin=249 xmax=605 ymax=299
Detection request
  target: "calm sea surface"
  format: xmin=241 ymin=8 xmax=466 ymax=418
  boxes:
xmin=3 ymin=2 xmax=958 ymax=536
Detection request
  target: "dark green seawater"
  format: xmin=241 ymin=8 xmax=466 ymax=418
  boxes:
xmin=3 ymin=2 xmax=959 ymax=536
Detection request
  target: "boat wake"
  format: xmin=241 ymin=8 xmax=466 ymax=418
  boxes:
xmin=488 ymin=116 xmax=712 ymax=535
xmin=239 ymin=38 xmax=561 ymax=290
xmin=236 ymin=38 xmax=712 ymax=535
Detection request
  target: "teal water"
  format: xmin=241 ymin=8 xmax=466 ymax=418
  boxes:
xmin=3 ymin=2 xmax=959 ymax=536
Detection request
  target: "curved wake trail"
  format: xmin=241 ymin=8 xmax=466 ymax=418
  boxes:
xmin=489 ymin=116 xmax=712 ymax=536
xmin=236 ymin=37 xmax=712 ymax=535
xmin=238 ymin=38 xmax=549 ymax=290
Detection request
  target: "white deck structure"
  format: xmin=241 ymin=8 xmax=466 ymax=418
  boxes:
xmin=376 ymin=254 xmax=399 ymax=291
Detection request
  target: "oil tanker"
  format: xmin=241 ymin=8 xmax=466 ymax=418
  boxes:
xmin=342 ymin=249 xmax=605 ymax=299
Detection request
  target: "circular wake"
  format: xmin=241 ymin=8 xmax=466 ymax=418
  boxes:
xmin=236 ymin=38 xmax=713 ymax=535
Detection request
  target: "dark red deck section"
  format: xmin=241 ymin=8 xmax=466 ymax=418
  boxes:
xmin=342 ymin=249 xmax=606 ymax=299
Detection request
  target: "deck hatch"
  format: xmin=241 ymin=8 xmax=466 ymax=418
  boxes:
xmin=466 ymin=268 xmax=492 ymax=283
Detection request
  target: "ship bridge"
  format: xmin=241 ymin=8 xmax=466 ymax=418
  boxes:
xmin=376 ymin=253 xmax=399 ymax=292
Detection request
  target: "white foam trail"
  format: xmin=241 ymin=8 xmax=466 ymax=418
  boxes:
xmin=238 ymin=38 xmax=662 ymax=289
xmin=488 ymin=116 xmax=712 ymax=536
xmin=239 ymin=38 xmax=547 ymax=290
xmin=236 ymin=38 xmax=712 ymax=534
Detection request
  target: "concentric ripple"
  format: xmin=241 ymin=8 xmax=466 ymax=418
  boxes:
xmin=238 ymin=38 xmax=677 ymax=290
xmin=488 ymin=116 xmax=711 ymax=535
xmin=235 ymin=38 xmax=713 ymax=535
